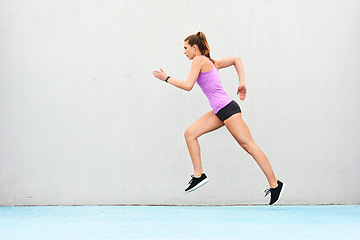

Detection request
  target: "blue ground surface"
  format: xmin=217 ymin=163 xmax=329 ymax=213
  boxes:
xmin=0 ymin=205 xmax=359 ymax=240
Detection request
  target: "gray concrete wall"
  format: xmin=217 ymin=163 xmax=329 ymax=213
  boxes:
xmin=0 ymin=0 xmax=359 ymax=205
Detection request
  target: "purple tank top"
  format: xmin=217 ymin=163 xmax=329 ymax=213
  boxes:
xmin=196 ymin=60 xmax=232 ymax=114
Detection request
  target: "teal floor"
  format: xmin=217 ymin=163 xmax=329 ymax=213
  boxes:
xmin=0 ymin=205 xmax=359 ymax=240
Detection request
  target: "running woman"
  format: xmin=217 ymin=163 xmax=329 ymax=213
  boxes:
xmin=153 ymin=32 xmax=284 ymax=205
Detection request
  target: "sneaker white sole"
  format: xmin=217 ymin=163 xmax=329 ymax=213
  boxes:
xmin=278 ymin=182 xmax=286 ymax=203
xmin=185 ymin=178 xmax=209 ymax=193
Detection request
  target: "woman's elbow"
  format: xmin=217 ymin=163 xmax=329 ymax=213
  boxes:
xmin=185 ymin=83 xmax=195 ymax=92
xmin=185 ymin=86 xmax=193 ymax=92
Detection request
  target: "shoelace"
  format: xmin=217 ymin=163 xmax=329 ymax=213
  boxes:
xmin=264 ymin=188 xmax=271 ymax=197
xmin=188 ymin=175 xmax=195 ymax=185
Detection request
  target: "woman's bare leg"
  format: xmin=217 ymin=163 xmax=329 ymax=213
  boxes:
xmin=224 ymin=113 xmax=278 ymax=188
xmin=184 ymin=111 xmax=224 ymax=177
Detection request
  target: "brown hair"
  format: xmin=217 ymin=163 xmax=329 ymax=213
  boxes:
xmin=185 ymin=31 xmax=215 ymax=65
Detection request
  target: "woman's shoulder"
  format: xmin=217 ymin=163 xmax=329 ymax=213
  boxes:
xmin=193 ymin=56 xmax=214 ymax=72
xmin=193 ymin=55 xmax=213 ymax=66
xmin=191 ymin=55 xmax=207 ymax=68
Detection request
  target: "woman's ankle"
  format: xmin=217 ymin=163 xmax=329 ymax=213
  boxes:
xmin=270 ymin=180 xmax=278 ymax=188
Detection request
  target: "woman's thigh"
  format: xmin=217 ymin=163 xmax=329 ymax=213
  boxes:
xmin=223 ymin=113 xmax=256 ymax=147
xmin=185 ymin=111 xmax=225 ymax=139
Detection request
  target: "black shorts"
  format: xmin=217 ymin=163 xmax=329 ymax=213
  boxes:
xmin=215 ymin=100 xmax=241 ymax=122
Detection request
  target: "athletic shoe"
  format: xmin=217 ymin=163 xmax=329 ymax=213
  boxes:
xmin=264 ymin=180 xmax=284 ymax=205
xmin=185 ymin=173 xmax=209 ymax=193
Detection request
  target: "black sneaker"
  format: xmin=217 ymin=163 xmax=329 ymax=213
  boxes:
xmin=185 ymin=173 xmax=209 ymax=193
xmin=264 ymin=180 xmax=284 ymax=205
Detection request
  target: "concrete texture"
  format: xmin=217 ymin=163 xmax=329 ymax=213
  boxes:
xmin=0 ymin=0 xmax=360 ymax=205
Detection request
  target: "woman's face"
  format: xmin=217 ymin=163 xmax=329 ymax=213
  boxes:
xmin=184 ymin=41 xmax=197 ymax=60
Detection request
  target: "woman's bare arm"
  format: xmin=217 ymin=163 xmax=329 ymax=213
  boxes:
xmin=153 ymin=56 xmax=202 ymax=91
xmin=215 ymin=57 xmax=245 ymax=84
xmin=215 ymin=57 xmax=247 ymax=100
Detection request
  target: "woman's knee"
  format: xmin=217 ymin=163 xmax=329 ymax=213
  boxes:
xmin=184 ymin=128 xmax=194 ymax=141
xmin=240 ymin=141 xmax=258 ymax=155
